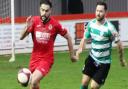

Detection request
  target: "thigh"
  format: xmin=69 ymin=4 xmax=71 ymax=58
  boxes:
xmin=93 ymin=63 xmax=110 ymax=85
xmin=37 ymin=61 xmax=53 ymax=76
xmin=30 ymin=60 xmax=53 ymax=77
xmin=81 ymin=74 xmax=91 ymax=85
xmin=82 ymin=55 xmax=97 ymax=77
xmin=32 ymin=69 xmax=43 ymax=83
xmin=90 ymin=79 xmax=100 ymax=89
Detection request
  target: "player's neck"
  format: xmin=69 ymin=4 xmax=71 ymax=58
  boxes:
xmin=96 ymin=18 xmax=105 ymax=25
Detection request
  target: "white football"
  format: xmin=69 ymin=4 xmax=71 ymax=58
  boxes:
xmin=17 ymin=68 xmax=32 ymax=87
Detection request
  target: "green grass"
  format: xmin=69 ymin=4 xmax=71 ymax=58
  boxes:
xmin=0 ymin=48 xmax=128 ymax=89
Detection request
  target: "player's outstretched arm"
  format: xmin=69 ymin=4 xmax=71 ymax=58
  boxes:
xmin=20 ymin=16 xmax=33 ymax=40
xmin=116 ymin=40 xmax=127 ymax=67
xmin=20 ymin=26 xmax=29 ymax=40
xmin=76 ymin=37 xmax=86 ymax=59
xmin=64 ymin=33 xmax=78 ymax=62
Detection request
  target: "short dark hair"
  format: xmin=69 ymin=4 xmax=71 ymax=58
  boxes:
xmin=40 ymin=0 xmax=52 ymax=8
xmin=96 ymin=1 xmax=107 ymax=11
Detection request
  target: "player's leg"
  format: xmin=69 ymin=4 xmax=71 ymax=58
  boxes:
xmin=29 ymin=61 xmax=53 ymax=89
xmin=90 ymin=79 xmax=100 ymax=89
xmin=30 ymin=69 xmax=43 ymax=89
xmin=80 ymin=74 xmax=90 ymax=89
xmin=80 ymin=55 xmax=97 ymax=89
xmin=90 ymin=63 xmax=110 ymax=89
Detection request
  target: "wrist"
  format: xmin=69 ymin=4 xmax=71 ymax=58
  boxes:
xmin=77 ymin=48 xmax=82 ymax=53
xmin=70 ymin=50 xmax=75 ymax=56
xmin=78 ymin=48 xmax=82 ymax=51
xmin=70 ymin=52 xmax=74 ymax=57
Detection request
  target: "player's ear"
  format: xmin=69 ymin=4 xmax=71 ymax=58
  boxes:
xmin=49 ymin=8 xmax=52 ymax=14
xmin=105 ymin=10 xmax=107 ymax=16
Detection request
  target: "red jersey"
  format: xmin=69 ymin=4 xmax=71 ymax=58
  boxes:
xmin=28 ymin=16 xmax=67 ymax=64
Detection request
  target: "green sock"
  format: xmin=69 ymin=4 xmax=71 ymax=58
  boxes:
xmin=80 ymin=85 xmax=88 ymax=89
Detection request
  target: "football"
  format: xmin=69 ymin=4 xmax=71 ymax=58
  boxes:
xmin=17 ymin=68 xmax=32 ymax=87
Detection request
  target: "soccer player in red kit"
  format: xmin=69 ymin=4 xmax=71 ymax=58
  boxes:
xmin=20 ymin=0 xmax=78 ymax=89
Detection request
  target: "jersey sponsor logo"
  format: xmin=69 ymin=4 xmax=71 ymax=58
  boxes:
xmin=36 ymin=31 xmax=51 ymax=44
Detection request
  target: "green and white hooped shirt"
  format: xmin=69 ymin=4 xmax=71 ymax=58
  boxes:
xmin=85 ymin=19 xmax=119 ymax=64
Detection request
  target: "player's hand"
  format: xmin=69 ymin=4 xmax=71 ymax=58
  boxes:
xmin=26 ymin=15 xmax=33 ymax=28
xmin=71 ymin=55 xmax=78 ymax=62
xmin=76 ymin=48 xmax=82 ymax=59
xmin=120 ymin=59 xmax=127 ymax=67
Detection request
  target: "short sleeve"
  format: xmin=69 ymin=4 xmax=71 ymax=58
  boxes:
xmin=84 ymin=23 xmax=91 ymax=39
xmin=56 ymin=22 xmax=67 ymax=36
xmin=109 ymin=24 xmax=119 ymax=43
xmin=27 ymin=17 xmax=34 ymax=32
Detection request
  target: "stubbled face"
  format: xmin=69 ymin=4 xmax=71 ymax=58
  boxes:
xmin=40 ymin=4 xmax=51 ymax=22
xmin=95 ymin=5 xmax=106 ymax=21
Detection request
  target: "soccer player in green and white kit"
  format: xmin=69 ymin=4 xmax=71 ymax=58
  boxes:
xmin=76 ymin=1 xmax=127 ymax=89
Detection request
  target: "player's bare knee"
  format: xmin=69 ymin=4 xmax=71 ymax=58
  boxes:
xmin=82 ymin=74 xmax=90 ymax=85
xmin=90 ymin=85 xmax=99 ymax=89
xmin=31 ymin=81 xmax=38 ymax=88
xmin=30 ymin=77 xmax=38 ymax=88
xmin=31 ymin=81 xmax=36 ymax=88
xmin=90 ymin=81 xmax=100 ymax=89
xmin=81 ymin=80 xmax=89 ymax=86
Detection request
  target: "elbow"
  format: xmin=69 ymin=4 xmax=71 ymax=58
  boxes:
xmin=64 ymin=33 xmax=72 ymax=40
xmin=20 ymin=31 xmax=29 ymax=40
xmin=20 ymin=37 xmax=23 ymax=40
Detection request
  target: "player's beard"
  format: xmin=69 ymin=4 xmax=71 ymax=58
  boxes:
xmin=41 ymin=15 xmax=50 ymax=24
xmin=96 ymin=15 xmax=104 ymax=22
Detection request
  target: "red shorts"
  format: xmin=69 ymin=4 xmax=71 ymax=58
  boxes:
xmin=29 ymin=60 xmax=53 ymax=76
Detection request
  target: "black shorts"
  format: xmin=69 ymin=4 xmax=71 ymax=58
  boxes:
xmin=82 ymin=55 xmax=110 ymax=85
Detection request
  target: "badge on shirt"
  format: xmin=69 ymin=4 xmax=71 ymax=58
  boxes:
xmin=48 ymin=24 xmax=53 ymax=30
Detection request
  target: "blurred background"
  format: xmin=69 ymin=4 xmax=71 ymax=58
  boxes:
xmin=0 ymin=0 xmax=127 ymax=16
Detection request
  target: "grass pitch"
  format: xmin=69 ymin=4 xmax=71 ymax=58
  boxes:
xmin=0 ymin=48 xmax=128 ymax=89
